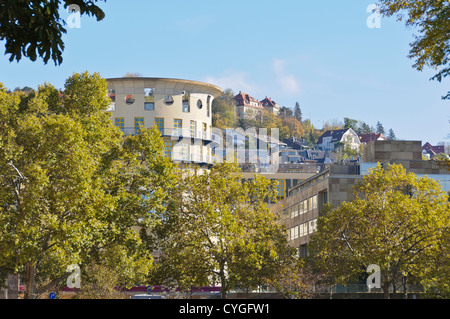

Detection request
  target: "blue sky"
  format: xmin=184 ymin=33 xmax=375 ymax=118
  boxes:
xmin=0 ymin=0 xmax=448 ymax=145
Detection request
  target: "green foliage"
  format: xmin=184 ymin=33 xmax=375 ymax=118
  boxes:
xmin=0 ymin=72 xmax=174 ymax=298
xmin=152 ymin=163 xmax=298 ymax=298
xmin=0 ymin=0 xmax=106 ymax=65
xmin=309 ymin=163 xmax=450 ymax=298
xmin=378 ymin=0 xmax=450 ymax=99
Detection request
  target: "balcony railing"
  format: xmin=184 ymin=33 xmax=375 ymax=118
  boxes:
xmin=118 ymin=127 xmax=220 ymax=143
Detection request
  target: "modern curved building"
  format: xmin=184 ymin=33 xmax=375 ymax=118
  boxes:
xmin=106 ymin=77 xmax=223 ymax=165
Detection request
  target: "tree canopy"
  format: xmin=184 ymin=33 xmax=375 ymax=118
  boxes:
xmin=378 ymin=0 xmax=450 ymax=99
xmin=0 ymin=0 xmax=106 ymax=65
xmin=151 ymin=163 xmax=298 ymax=299
xmin=309 ymin=163 xmax=450 ymax=298
xmin=0 ymin=72 xmax=175 ymax=298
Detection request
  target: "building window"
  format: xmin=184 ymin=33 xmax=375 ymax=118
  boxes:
xmin=165 ymin=141 xmax=173 ymax=158
xmin=197 ymin=99 xmax=203 ymax=109
xmin=276 ymin=180 xmax=285 ymax=199
xmin=182 ymin=92 xmax=190 ymax=112
xmin=115 ymin=118 xmax=124 ymax=132
xmin=290 ymin=205 xmax=298 ymax=218
xmin=309 ymin=219 xmax=317 ymax=234
xmin=155 ymin=118 xmax=164 ymax=135
xmin=181 ymin=143 xmax=189 ymax=161
xmin=144 ymin=88 xmax=155 ymax=110
xmin=312 ymin=195 xmax=318 ymax=210
xmin=174 ymin=119 xmax=182 ymax=136
xmin=299 ymin=200 xmax=306 ymax=214
xmin=190 ymin=120 xmax=196 ymax=138
xmin=299 ymin=223 xmax=308 ymax=237
xmin=125 ymin=95 xmax=135 ymax=105
xmin=290 ymin=226 xmax=299 ymax=241
xmin=135 ymin=117 xmax=144 ymax=133
xmin=182 ymin=101 xmax=190 ymax=112
xmin=207 ymin=96 xmax=211 ymax=117
xmin=164 ymin=95 xmax=174 ymax=105
xmin=202 ymin=123 xmax=207 ymax=139
xmin=144 ymin=102 xmax=154 ymax=110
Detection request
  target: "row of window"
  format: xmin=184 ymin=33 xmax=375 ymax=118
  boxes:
xmin=288 ymin=195 xmax=318 ymax=218
xmin=109 ymin=89 xmax=211 ymax=117
xmin=163 ymin=141 xmax=212 ymax=162
xmin=288 ymin=218 xmax=318 ymax=241
xmin=115 ymin=117 xmax=210 ymax=137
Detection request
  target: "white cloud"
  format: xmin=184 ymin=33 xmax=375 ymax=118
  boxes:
xmin=273 ymin=58 xmax=301 ymax=95
xmin=204 ymin=71 xmax=259 ymax=94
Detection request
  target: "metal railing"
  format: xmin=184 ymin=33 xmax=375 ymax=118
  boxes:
xmin=117 ymin=127 xmax=220 ymax=142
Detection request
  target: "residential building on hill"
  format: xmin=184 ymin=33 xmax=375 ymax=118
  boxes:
xmin=234 ymin=92 xmax=281 ymax=119
xmin=317 ymin=128 xmax=361 ymax=152
xmin=234 ymin=91 xmax=264 ymax=119
xmin=422 ymin=142 xmax=446 ymax=159
xmin=260 ymin=96 xmax=280 ymax=114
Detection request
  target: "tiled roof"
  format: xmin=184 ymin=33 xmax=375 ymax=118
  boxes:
xmin=234 ymin=91 xmax=262 ymax=108
xmin=317 ymin=128 xmax=351 ymax=144
xmin=422 ymin=142 xmax=445 ymax=155
xmin=260 ymin=97 xmax=279 ymax=108
xmin=359 ymin=133 xmax=386 ymax=143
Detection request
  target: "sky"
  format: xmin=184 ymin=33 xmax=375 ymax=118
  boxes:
xmin=0 ymin=0 xmax=448 ymax=145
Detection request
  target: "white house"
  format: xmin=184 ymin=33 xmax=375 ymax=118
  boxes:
xmin=317 ymin=128 xmax=361 ymax=152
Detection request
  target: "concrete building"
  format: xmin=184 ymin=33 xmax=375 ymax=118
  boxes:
xmin=271 ymin=140 xmax=450 ymax=256
xmin=106 ymin=77 xmax=223 ymax=165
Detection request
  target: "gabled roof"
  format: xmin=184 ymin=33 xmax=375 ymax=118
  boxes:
xmin=234 ymin=91 xmax=263 ymax=108
xmin=422 ymin=142 xmax=445 ymax=155
xmin=317 ymin=128 xmax=353 ymax=144
xmin=260 ymin=97 xmax=279 ymax=109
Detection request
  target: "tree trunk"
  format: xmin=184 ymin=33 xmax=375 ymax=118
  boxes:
xmin=219 ymin=267 xmax=227 ymax=299
xmin=24 ymin=262 xmax=37 ymax=299
xmin=403 ymin=276 xmax=408 ymax=299
xmin=220 ymin=275 xmax=227 ymax=299
xmin=382 ymin=281 xmax=391 ymax=299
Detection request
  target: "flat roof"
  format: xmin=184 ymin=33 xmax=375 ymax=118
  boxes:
xmin=106 ymin=77 xmax=223 ymax=98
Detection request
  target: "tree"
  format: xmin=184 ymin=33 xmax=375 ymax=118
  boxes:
xmin=281 ymin=117 xmax=304 ymax=140
xmin=0 ymin=72 xmax=174 ymax=298
xmin=376 ymin=121 xmax=385 ymax=135
xmin=344 ymin=118 xmax=358 ymax=131
xmin=388 ymin=128 xmax=396 ymax=140
xmin=378 ymin=0 xmax=450 ymax=100
xmin=309 ymin=163 xmax=450 ymax=299
xmin=294 ymin=102 xmax=302 ymax=122
xmin=153 ymin=163 xmax=297 ymax=299
xmin=279 ymin=106 xmax=293 ymax=119
xmin=358 ymin=121 xmax=373 ymax=134
xmin=0 ymin=0 xmax=106 ymax=65
xmin=212 ymin=89 xmax=236 ymax=129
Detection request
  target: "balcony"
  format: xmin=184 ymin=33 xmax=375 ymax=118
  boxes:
xmin=118 ymin=127 xmax=219 ymax=145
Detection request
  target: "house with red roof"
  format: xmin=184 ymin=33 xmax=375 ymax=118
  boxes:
xmin=358 ymin=133 xmax=387 ymax=144
xmin=234 ymin=91 xmax=264 ymax=119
